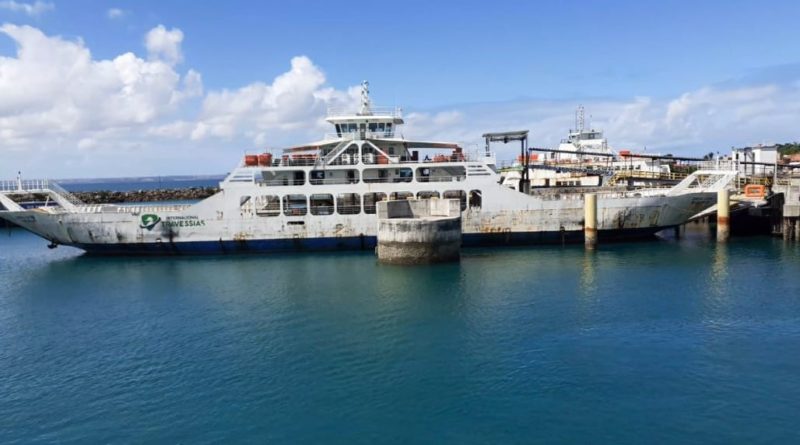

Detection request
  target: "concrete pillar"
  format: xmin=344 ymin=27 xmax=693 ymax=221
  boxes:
xmin=376 ymin=199 xmax=462 ymax=264
xmin=783 ymin=219 xmax=792 ymax=241
xmin=717 ymin=189 xmax=730 ymax=242
xmin=795 ymin=218 xmax=800 ymax=242
xmin=584 ymin=193 xmax=597 ymax=249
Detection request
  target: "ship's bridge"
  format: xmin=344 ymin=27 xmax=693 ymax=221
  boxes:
xmin=325 ymin=81 xmax=404 ymax=139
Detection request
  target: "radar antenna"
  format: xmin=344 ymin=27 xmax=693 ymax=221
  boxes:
xmin=359 ymin=80 xmax=371 ymax=115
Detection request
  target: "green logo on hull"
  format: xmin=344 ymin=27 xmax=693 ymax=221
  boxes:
xmin=140 ymin=214 xmax=161 ymax=231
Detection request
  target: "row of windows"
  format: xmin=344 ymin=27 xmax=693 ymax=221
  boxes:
xmin=261 ymin=167 xmax=466 ymax=187
xmin=241 ymin=190 xmax=482 ymax=217
xmin=335 ymin=122 xmax=393 ymax=135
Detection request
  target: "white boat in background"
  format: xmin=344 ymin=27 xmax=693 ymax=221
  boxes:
xmin=0 ymin=83 xmax=738 ymax=255
xmin=501 ymin=106 xmax=673 ymax=189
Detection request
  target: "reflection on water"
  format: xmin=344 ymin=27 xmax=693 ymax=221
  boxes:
xmin=580 ymin=250 xmax=597 ymax=296
xmin=709 ymin=243 xmax=728 ymax=299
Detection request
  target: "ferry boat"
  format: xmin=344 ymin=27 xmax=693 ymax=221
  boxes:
xmin=0 ymin=83 xmax=737 ymax=255
xmin=501 ymin=106 xmax=672 ymax=189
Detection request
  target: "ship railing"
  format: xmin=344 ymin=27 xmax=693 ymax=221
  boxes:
xmin=417 ymin=176 xmax=467 ymax=183
xmin=259 ymin=179 xmax=307 ymax=187
xmin=326 ymin=106 xmax=402 ymax=118
xmin=308 ymin=178 xmax=360 ymax=185
xmin=0 ymin=179 xmax=84 ymax=207
xmin=534 ymin=188 xmax=667 ymax=201
xmin=277 ymin=157 xmax=318 ymax=167
xmin=361 ymin=178 xmax=414 ymax=184
xmin=666 ymin=170 xmax=739 ymax=196
xmin=115 ymin=204 xmax=192 ymax=214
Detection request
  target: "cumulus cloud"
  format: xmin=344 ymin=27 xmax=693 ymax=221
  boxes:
xmin=145 ymin=25 xmax=183 ymax=65
xmin=0 ymin=0 xmax=53 ymax=16
xmin=0 ymin=24 xmax=202 ymax=175
xmin=188 ymin=56 xmax=360 ymax=145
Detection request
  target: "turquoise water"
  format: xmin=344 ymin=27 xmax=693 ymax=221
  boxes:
xmin=1 ymin=228 xmax=800 ymax=444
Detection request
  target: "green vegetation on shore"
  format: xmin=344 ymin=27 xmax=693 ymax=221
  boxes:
xmin=777 ymin=142 xmax=800 ymax=156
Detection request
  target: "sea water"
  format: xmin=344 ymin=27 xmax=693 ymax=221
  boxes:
xmin=1 ymin=228 xmax=799 ymax=444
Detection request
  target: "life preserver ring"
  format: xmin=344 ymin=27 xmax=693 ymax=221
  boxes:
xmin=743 ymin=184 xmax=766 ymax=198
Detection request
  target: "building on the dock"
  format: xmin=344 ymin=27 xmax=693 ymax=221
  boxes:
xmin=730 ymin=144 xmax=778 ymax=176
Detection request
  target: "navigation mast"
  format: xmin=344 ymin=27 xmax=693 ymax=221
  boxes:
xmin=359 ymin=80 xmax=372 ymax=115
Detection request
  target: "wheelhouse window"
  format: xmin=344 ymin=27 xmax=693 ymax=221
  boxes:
xmin=310 ymin=194 xmax=334 ymax=215
xmin=337 ymin=193 xmax=361 ymax=215
xmin=283 ymin=195 xmax=307 ymax=216
xmin=363 ymin=192 xmax=386 ymax=214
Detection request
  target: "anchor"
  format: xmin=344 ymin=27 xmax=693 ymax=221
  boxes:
xmin=47 ymin=240 xmax=59 ymax=249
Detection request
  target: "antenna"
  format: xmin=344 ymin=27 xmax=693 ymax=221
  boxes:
xmin=577 ymin=105 xmax=585 ymax=132
xmin=360 ymin=80 xmax=371 ymax=115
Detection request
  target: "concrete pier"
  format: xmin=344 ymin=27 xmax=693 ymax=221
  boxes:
xmin=376 ymin=199 xmax=461 ymax=264
xmin=584 ymin=193 xmax=598 ymax=249
xmin=717 ymin=189 xmax=730 ymax=242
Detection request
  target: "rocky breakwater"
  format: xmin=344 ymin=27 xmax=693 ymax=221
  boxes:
xmin=74 ymin=187 xmax=219 ymax=204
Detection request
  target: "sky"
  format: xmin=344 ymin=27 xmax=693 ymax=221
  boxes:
xmin=0 ymin=0 xmax=799 ymax=178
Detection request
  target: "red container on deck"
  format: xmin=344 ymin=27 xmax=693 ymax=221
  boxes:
xmin=619 ymin=150 xmax=631 ymax=157
xmin=258 ymin=153 xmax=273 ymax=166
xmin=244 ymin=155 xmax=258 ymax=166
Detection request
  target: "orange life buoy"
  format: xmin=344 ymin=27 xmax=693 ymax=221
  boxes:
xmin=743 ymin=184 xmax=766 ymax=198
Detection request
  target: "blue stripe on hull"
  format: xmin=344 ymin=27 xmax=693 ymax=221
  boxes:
xmin=72 ymin=227 xmax=669 ymax=255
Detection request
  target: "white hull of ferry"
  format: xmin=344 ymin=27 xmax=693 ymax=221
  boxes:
xmin=0 ymin=174 xmax=716 ymax=255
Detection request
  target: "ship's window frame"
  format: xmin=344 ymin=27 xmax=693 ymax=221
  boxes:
xmin=390 ymin=191 xmax=413 ymax=201
xmin=261 ymin=169 xmax=306 ymax=186
xmin=310 ymin=194 xmax=334 ymax=216
xmin=417 ymin=191 xmax=440 ymax=199
xmin=254 ymin=194 xmax=281 ymax=217
xmin=336 ymin=193 xmax=361 ymax=215
xmin=363 ymin=192 xmax=387 ymax=214
xmin=283 ymin=194 xmax=307 ymax=216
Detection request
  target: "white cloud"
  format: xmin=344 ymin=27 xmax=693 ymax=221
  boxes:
xmin=0 ymin=24 xmax=202 ymax=175
xmin=189 ymin=56 xmax=359 ymax=146
xmin=106 ymin=8 xmax=126 ymax=19
xmin=0 ymin=23 xmax=798 ymax=178
xmin=145 ymin=25 xmax=183 ymax=65
xmin=0 ymin=0 xmax=53 ymax=16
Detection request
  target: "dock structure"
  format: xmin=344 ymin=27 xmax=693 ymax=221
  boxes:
xmin=775 ymin=178 xmax=800 ymax=241
xmin=376 ymin=199 xmax=461 ymax=264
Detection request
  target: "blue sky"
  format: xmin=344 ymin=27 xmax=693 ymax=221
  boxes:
xmin=0 ymin=0 xmax=799 ymax=177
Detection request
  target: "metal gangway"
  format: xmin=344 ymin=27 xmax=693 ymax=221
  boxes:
xmin=0 ymin=178 xmax=83 ymax=212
